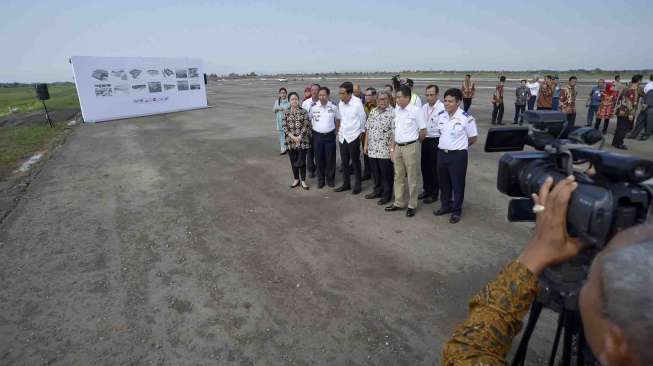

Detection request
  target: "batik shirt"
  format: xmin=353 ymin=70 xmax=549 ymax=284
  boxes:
xmin=492 ymin=84 xmax=504 ymax=105
xmin=616 ymin=84 xmax=644 ymax=121
xmin=283 ymin=108 xmax=312 ymax=150
xmin=537 ymin=81 xmax=553 ymax=108
xmin=515 ymin=86 xmax=531 ymax=106
xmin=365 ymin=107 xmax=394 ymax=159
xmin=559 ymin=85 xmax=577 ymax=114
xmin=442 ymin=261 xmax=538 ymax=365
xmin=462 ymin=80 xmax=475 ymax=99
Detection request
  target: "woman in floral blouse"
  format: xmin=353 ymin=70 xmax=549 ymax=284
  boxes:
xmin=594 ymin=82 xmax=619 ymax=134
xmin=363 ymin=91 xmax=395 ymax=205
xmin=283 ymin=92 xmax=312 ymax=190
xmin=273 ymin=87 xmax=289 ymax=155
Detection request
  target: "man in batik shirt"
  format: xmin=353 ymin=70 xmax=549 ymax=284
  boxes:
xmin=559 ymin=76 xmax=578 ymax=135
xmin=461 ymin=74 xmax=475 ymax=113
xmin=612 ymin=74 xmax=644 ymax=149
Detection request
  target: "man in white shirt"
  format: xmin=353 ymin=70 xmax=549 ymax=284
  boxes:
xmin=433 ymin=88 xmax=478 ymax=224
xmin=334 ymin=82 xmax=366 ymax=195
xmin=309 ymin=86 xmax=339 ymax=188
xmin=302 ymin=83 xmax=320 ymax=178
xmin=419 ymin=84 xmax=445 ymax=205
xmin=385 ymin=85 xmax=427 ymax=217
xmin=527 ymin=77 xmax=540 ymax=111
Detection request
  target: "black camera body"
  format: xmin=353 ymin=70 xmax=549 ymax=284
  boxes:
xmin=486 ymin=111 xmax=653 ymax=309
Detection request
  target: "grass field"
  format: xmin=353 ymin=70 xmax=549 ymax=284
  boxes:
xmin=0 ymin=84 xmax=79 ymax=117
xmin=0 ymin=123 xmax=69 ymax=179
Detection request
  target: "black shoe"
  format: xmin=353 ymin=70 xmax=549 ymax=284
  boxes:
xmin=365 ymin=192 xmax=381 ymax=199
xmin=418 ymin=192 xmax=429 ymax=199
xmin=639 ymin=134 xmax=650 ymax=141
xmin=449 ymin=214 xmax=461 ymax=224
xmin=334 ymin=185 xmax=350 ymax=192
xmin=317 ymin=182 xmax=325 ymax=189
xmin=309 ymin=171 xmax=316 ymax=179
xmin=377 ymin=197 xmax=391 ymax=205
xmin=433 ymin=207 xmax=451 ymax=216
xmin=423 ymin=196 xmax=437 ymax=204
xmin=613 ymin=144 xmax=628 ymax=150
xmin=327 ymin=181 xmax=335 ymax=188
xmin=406 ymin=208 xmax=416 ymax=217
xmin=352 ymin=187 xmax=361 ymax=195
xmin=385 ymin=205 xmax=404 ymax=212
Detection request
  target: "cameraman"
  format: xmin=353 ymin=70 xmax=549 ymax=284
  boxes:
xmin=442 ymin=175 xmax=653 ymax=365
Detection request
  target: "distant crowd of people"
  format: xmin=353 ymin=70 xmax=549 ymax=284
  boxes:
xmin=273 ymin=79 xmax=476 ymax=223
xmin=474 ymin=73 xmax=653 ymax=150
xmin=272 ymin=73 xmax=653 ymax=223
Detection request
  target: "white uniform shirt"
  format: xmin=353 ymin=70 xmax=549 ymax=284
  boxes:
xmin=302 ymin=97 xmax=318 ymax=112
xmin=393 ymin=104 xmax=426 ymax=144
xmin=422 ymin=100 xmax=445 ymax=138
xmin=436 ymin=108 xmax=478 ymax=151
xmin=337 ymin=97 xmax=366 ymax=143
xmin=527 ymin=82 xmax=540 ymax=97
xmin=309 ymin=101 xmax=338 ymax=133
xmin=644 ymin=81 xmax=653 ymax=94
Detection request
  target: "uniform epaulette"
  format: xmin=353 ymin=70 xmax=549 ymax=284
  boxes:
xmin=438 ymin=110 xmax=445 ymax=115
xmin=462 ymin=111 xmax=470 ymax=117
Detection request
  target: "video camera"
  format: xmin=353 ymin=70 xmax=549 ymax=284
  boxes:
xmin=485 ymin=110 xmax=653 ymax=310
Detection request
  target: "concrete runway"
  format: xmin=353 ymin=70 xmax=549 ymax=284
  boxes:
xmin=1 ymin=78 xmax=651 ymax=365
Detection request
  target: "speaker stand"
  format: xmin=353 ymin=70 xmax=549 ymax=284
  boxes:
xmin=42 ymin=100 xmax=54 ymax=128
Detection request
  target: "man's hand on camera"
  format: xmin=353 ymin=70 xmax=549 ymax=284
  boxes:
xmin=517 ymin=175 xmax=584 ymax=276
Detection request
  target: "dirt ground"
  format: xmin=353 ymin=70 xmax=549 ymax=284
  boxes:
xmin=1 ymin=78 xmax=651 ymax=365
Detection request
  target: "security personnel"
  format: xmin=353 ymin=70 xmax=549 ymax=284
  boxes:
xmin=433 ymin=88 xmax=478 ymax=224
xmin=309 ymin=86 xmax=339 ymax=188
xmin=419 ymin=84 xmax=444 ymax=204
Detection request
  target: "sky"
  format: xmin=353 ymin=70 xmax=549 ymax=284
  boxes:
xmin=1 ymin=0 xmax=651 ymax=82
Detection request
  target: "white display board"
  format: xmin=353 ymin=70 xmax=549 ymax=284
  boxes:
xmin=70 ymin=56 xmax=208 ymax=123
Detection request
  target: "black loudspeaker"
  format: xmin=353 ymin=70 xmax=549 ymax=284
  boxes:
xmin=36 ymin=83 xmax=50 ymax=100
xmin=204 ymin=73 xmax=208 ymax=85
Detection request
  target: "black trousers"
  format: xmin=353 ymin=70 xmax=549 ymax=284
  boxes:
xmin=288 ymin=149 xmax=307 ymax=181
xmin=491 ymin=103 xmax=504 ymax=124
xmin=313 ymin=130 xmax=336 ymax=185
xmin=527 ymin=96 xmax=536 ymax=110
xmin=420 ymin=137 xmax=439 ymax=199
xmin=369 ymin=157 xmax=393 ymax=201
xmin=463 ymin=98 xmax=472 ymax=112
xmin=564 ymin=113 xmax=576 ymax=136
xmin=514 ymin=104 xmax=526 ymax=124
xmin=594 ymin=118 xmax=610 ymax=134
xmin=306 ymin=135 xmax=315 ymax=173
xmin=340 ymin=137 xmax=362 ymax=190
xmin=362 ymin=137 xmax=371 ymax=179
xmin=437 ymin=149 xmax=468 ymax=215
xmin=628 ymin=108 xmax=652 ymax=137
xmin=612 ymin=116 xmax=630 ymax=147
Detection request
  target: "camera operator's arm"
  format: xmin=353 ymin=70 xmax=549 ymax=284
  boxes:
xmin=442 ymin=176 xmax=582 ymax=365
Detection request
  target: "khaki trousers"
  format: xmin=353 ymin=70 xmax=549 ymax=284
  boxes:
xmin=393 ymin=141 xmax=421 ymax=209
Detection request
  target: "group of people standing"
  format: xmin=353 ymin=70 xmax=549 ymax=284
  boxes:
xmin=461 ymin=73 xmax=653 ymax=150
xmin=273 ymin=80 xmax=478 ymax=223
